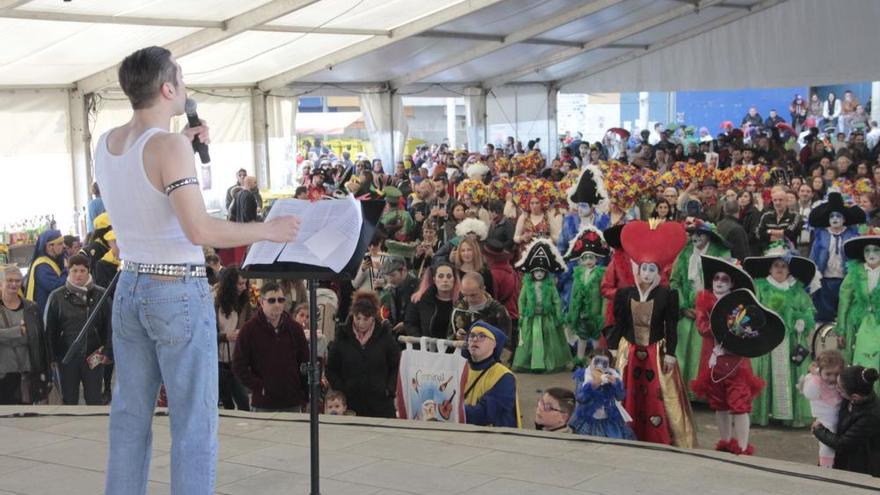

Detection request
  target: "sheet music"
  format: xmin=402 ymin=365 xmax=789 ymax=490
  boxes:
xmin=242 ymin=194 xmax=364 ymax=273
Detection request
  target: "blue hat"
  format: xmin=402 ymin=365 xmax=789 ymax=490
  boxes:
xmin=462 ymin=320 xmax=507 ymax=362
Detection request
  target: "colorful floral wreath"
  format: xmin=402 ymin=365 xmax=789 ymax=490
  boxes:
xmin=457 ymin=179 xmax=489 ymax=205
xmin=512 ymin=150 xmax=544 ymax=176
xmin=855 ymin=178 xmax=875 ymax=196
xmin=489 ymin=176 xmax=514 ymax=202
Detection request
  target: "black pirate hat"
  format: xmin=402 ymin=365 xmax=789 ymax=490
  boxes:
xmin=700 ymin=255 xmax=754 ymax=292
xmin=564 ymin=226 xmax=609 ymax=261
xmin=710 ymin=289 xmax=785 ymax=358
xmin=567 ymin=165 xmax=608 ymax=210
xmin=515 ymin=238 xmax=567 ymax=274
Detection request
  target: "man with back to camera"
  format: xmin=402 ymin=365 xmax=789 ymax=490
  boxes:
xmin=94 ymin=46 xmax=299 ymax=495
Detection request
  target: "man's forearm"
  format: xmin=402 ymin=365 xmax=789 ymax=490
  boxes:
xmin=196 ymin=216 xmax=269 ymax=249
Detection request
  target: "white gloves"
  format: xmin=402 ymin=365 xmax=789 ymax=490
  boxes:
xmin=795 ymin=320 xmax=805 ymax=334
xmin=663 ymin=355 xmax=677 ymax=367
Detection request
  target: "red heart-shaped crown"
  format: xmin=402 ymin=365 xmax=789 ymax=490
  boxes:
xmin=621 ymin=221 xmax=686 ymax=268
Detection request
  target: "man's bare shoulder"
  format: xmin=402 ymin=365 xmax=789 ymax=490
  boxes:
xmin=144 ymin=131 xmax=191 ymax=154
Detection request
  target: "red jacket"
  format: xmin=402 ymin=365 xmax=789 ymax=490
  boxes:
xmin=486 ymin=252 xmax=521 ymax=320
xmin=233 ymin=309 xmax=309 ymax=410
xmin=694 ymin=290 xmax=717 ymax=374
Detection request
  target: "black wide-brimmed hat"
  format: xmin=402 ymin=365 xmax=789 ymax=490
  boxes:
xmin=700 ymin=255 xmax=754 ymax=292
xmin=603 ymin=224 xmax=624 ymax=250
xmin=844 ymin=233 xmax=880 ymax=262
xmin=743 ymin=246 xmax=816 ymax=287
xmin=564 ymin=226 xmax=609 ymax=261
xmin=808 ymin=192 xmax=866 ymax=228
xmin=515 ymin=238 xmax=567 ymax=274
xmin=711 ymin=289 xmax=785 ymax=358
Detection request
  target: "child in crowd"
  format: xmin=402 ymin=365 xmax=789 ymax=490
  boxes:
xmin=324 ymin=390 xmax=355 ymax=416
xmin=801 ymin=350 xmax=845 ymax=468
xmin=534 ymin=387 xmax=575 ymax=432
xmin=569 ymin=348 xmax=635 ymax=439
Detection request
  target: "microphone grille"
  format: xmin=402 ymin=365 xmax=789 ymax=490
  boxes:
xmin=185 ymin=97 xmax=197 ymax=116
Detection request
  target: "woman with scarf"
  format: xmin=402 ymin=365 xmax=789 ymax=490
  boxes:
xmin=43 ymin=254 xmax=111 ymax=405
xmin=744 ymin=245 xmax=817 ymax=427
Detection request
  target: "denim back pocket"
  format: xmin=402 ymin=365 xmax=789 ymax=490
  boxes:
xmin=141 ymin=289 xmax=194 ymax=345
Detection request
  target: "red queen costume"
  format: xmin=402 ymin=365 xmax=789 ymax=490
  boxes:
xmin=607 ymin=220 xmax=697 ymax=447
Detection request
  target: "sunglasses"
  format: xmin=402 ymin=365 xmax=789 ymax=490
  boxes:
xmin=264 ymin=297 xmax=286 ymax=305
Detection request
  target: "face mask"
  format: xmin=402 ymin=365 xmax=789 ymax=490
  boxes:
xmin=638 ymin=263 xmax=659 ymax=285
xmin=580 ymin=253 xmax=597 ymax=269
xmin=692 ymin=232 xmax=710 ymax=249
xmin=577 ymin=204 xmax=593 ymax=217
xmin=829 ymin=212 xmax=845 ymax=229
xmin=712 ymin=274 xmax=732 ymax=295
xmin=865 ymin=245 xmax=880 ymax=266
xmin=532 ymin=269 xmax=547 ymax=281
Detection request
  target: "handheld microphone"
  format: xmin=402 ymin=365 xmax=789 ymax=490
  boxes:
xmin=185 ymin=98 xmax=210 ymax=164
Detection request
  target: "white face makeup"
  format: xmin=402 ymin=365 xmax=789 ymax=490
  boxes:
xmin=829 ymin=212 xmax=845 ymax=229
xmin=691 ymin=232 xmax=710 ymax=249
xmin=532 ymin=269 xmax=547 ymax=281
xmin=712 ymin=272 xmax=732 ymax=296
xmin=638 ymin=263 xmax=659 ymax=285
xmin=580 ymin=253 xmax=597 ymax=268
xmin=865 ymin=245 xmax=880 ymax=267
xmin=577 ymin=204 xmax=593 ymax=217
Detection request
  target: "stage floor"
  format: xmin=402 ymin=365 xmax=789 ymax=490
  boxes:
xmin=0 ymin=406 xmax=876 ymax=495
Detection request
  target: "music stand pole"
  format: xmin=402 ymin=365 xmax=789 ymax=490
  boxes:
xmin=308 ymin=279 xmax=321 ymax=495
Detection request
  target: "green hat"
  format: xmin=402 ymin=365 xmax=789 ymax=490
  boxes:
xmin=384 ymin=240 xmax=416 ymax=259
xmin=383 ymin=186 xmax=402 ymax=203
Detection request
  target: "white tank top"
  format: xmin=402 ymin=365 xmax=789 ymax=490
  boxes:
xmin=94 ymin=127 xmax=204 ymax=265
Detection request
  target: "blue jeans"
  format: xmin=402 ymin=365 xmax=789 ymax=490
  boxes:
xmin=105 ymin=271 xmax=218 ymax=495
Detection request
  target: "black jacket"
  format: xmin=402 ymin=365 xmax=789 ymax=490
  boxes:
xmin=814 ymin=394 xmax=880 ymax=477
xmin=717 ymin=215 xmax=750 ymax=262
xmin=233 ymin=189 xmax=259 ymax=223
xmin=326 ymin=318 xmax=400 ymax=418
xmin=608 ymin=285 xmax=679 ymax=357
xmin=404 ymin=286 xmax=453 ymax=338
xmin=488 ymin=217 xmax=516 ymax=252
xmin=44 ymin=284 xmax=112 ymax=362
xmin=755 ymin=208 xmax=801 ymax=252
xmin=449 ymin=294 xmax=511 ymax=340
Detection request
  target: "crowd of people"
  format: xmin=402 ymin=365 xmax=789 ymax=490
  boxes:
xmin=3 ymin=106 xmax=880 ymax=478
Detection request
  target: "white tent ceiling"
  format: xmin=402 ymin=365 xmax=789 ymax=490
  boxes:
xmin=5 ymin=0 xmax=870 ymax=95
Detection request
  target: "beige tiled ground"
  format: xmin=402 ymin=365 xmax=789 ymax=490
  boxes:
xmin=0 ymin=406 xmax=876 ymax=495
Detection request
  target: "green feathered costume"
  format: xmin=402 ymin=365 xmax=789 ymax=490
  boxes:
xmin=837 ymin=261 xmax=880 ymax=395
xmin=751 ymin=277 xmax=816 ymax=427
xmin=512 ymin=275 xmax=571 ymax=373
xmin=566 ymin=265 xmax=607 ymax=342
xmin=669 ymin=241 xmax=730 ymax=394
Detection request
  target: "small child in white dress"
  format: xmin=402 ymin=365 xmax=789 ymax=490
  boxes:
xmin=801 ymin=350 xmax=844 ymax=468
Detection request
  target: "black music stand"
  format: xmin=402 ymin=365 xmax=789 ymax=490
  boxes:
xmin=242 ymin=200 xmax=384 ymax=495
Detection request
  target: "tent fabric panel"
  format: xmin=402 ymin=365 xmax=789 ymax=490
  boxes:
xmin=178 ymin=31 xmax=370 ymax=86
xmin=562 ymin=0 xmax=880 ymax=93
xmin=269 ymin=0 xmax=469 ymax=31
xmin=18 ymin=0 xmax=274 ymax=22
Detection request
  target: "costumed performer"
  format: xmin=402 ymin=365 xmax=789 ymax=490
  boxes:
xmin=670 ymin=217 xmax=731 ymax=393
xmin=692 ymin=288 xmax=778 ymax=455
xmin=564 ymin=226 xmax=609 ymax=361
xmin=808 ymin=192 xmax=865 ymax=323
xmin=512 ymin=238 xmax=571 ymax=373
xmin=693 ymin=255 xmax=755 ymax=379
xmin=463 ymin=321 xmax=522 ymax=428
xmin=569 ymin=348 xmax=635 ymax=439
xmin=23 ymin=229 xmax=68 ymax=315
xmin=558 ymin=165 xmax=610 ymax=311
xmin=608 ymin=219 xmax=697 ymax=447
xmin=744 ymin=244 xmax=817 ymax=426
xmin=839 ymin=230 xmax=880 ymax=394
